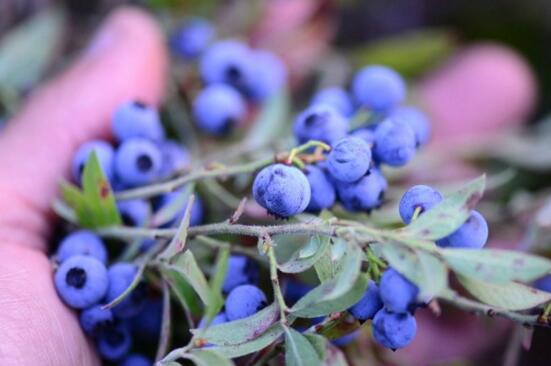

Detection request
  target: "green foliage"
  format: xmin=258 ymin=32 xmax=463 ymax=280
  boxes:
xmin=60 ymin=152 xmax=121 ymax=229
xmin=278 ymin=235 xmax=331 ymax=273
xmin=284 ymin=328 xmax=322 ymax=366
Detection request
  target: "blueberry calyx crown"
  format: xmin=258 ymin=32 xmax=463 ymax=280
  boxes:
xmin=66 ymin=267 xmax=87 ymax=289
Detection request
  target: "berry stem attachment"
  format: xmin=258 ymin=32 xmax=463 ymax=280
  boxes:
xmin=411 ymin=206 xmax=423 ymax=221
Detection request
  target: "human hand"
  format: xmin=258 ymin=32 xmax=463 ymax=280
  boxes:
xmin=0 ymin=7 xmax=166 ymax=365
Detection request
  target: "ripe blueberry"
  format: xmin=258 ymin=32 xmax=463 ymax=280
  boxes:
xmin=105 ymin=263 xmax=146 ymax=318
xmin=80 ymin=305 xmax=114 ymax=336
xmin=391 ymin=106 xmax=431 ymax=147
xmin=311 ymin=87 xmax=354 ymax=117
xmin=304 ymin=165 xmax=336 ymax=212
xmin=115 ymin=138 xmax=163 ymax=187
xmin=156 ymin=190 xmax=204 ymax=227
xmin=327 ymin=137 xmax=372 ymax=183
xmin=222 ymin=255 xmax=259 ymax=294
xmin=399 ymin=185 xmax=443 ymax=224
xmin=193 ymin=84 xmax=246 ymax=135
xmin=337 ymin=168 xmax=387 ymax=212
xmin=436 ymin=210 xmax=489 ymax=249
xmin=130 ymin=299 xmax=163 ymax=342
xmin=171 ymin=17 xmax=214 ymax=59
xmin=372 ymin=308 xmax=417 ymax=350
xmin=348 ymin=280 xmax=383 ymax=322
xmin=56 ymin=230 xmax=108 ymax=264
xmin=293 ymin=104 xmax=349 ymax=145
xmin=159 ymin=140 xmax=191 ymax=178
xmin=72 ymin=140 xmax=115 ymax=183
xmin=199 ymin=39 xmax=253 ymax=90
xmin=112 ymin=101 xmax=165 ymax=143
xmin=54 ymin=255 xmax=108 ymax=309
xmin=97 ymin=321 xmax=132 ymax=361
xmin=247 ymin=50 xmax=287 ymax=101
xmin=373 ymin=119 xmax=416 ymax=166
xmin=350 ymin=127 xmax=375 ymax=145
xmin=120 ymin=354 xmax=151 ymax=366
xmin=198 ymin=312 xmax=228 ymax=328
xmin=535 ymin=275 xmax=551 ymax=293
xmin=118 ymin=199 xmax=150 ymax=227
xmin=284 ymin=281 xmax=313 ymax=307
xmin=225 ymin=285 xmax=268 ymax=321
xmin=252 ymin=164 xmax=311 ymax=218
xmin=379 ymin=268 xmax=419 ymax=313
xmin=352 ymin=65 xmax=406 ymax=113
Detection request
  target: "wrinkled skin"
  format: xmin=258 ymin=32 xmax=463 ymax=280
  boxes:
xmin=0 ymin=3 xmax=537 ymax=366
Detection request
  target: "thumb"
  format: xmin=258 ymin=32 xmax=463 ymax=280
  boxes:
xmin=0 ymin=7 xmax=167 ymax=251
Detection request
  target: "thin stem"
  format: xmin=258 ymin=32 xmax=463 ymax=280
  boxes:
xmin=116 ymin=157 xmax=274 ymax=200
xmin=194 ymin=235 xmax=264 ymax=261
xmin=411 ymin=206 xmax=423 ymax=221
xmin=267 ymin=243 xmax=288 ymax=324
xmin=439 ymin=290 xmax=549 ymax=328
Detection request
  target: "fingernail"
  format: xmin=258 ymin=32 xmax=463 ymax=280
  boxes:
xmin=82 ymin=10 xmax=128 ymax=59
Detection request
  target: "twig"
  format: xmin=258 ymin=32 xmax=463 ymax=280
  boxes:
xmin=155 ymin=280 xmax=172 ymax=362
xmin=266 ymin=238 xmax=288 ymax=325
xmin=229 ymin=197 xmax=248 ymax=224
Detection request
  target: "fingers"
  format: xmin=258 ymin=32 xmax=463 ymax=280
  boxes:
xmin=0 ymin=6 xmax=168 ymax=251
xmin=417 ymin=43 xmax=537 ymax=145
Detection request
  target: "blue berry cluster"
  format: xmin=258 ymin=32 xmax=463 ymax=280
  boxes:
xmin=253 ymin=65 xmax=430 ymax=219
xmin=170 ymin=20 xmax=287 ymax=136
xmin=53 ymin=231 xmax=157 ymax=364
xmin=71 ymin=100 xmax=203 ymax=230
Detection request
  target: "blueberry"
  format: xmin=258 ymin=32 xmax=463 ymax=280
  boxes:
xmin=337 ymin=168 xmax=387 ymax=212
xmin=252 ymin=164 xmax=311 ymax=218
xmin=399 ymin=185 xmax=443 ymax=224
xmin=156 ymin=190 xmax=204 ymax=227
xmin=348 ymin=280 xmax=383 ymax=322
xmin=106 ymin=263 xmax=146 ymax=318
xmin=373 ymin=119 xmax=416 ymax=166
xmin=332 ymin=330 xmax=360 ymax=347
xmin=130 ymin=299 xmax=162 ymax=342
xmin=372 ymin=308 xmax=417 ymax=350
xmin=171 ymin=17 xmax=214 ymax=59
xmin=193 ymin=84 xmax=246 ymax=135
xmin=72 ymin=140 xmax=115 ymax=183
xmin=54 ymin=255 xmax=108 ymax=309
xmin=118 ymin=199 xmax=150 ymax=227
xmin=327 ymin=137 xmax=372 ymax=183
xmin=198 ymin=312 xmax=228 ymax=328
xmin=199 ymin=40 xmax=253 ymax=90
xmin=311 ymin=87 xmax=354 ymax=117
xmin=159 ymin=140 xmax=191 ymax=178
xmin=350 ymin=128 xmax=375 ymax=145
xmin=391 ymin=106 xmax=431 ymax=147
xmin=119 ymin=354 xmax=151 ymax=366
xmin=379 ymin=268 xmax=419 ymax=313
xmin=352 ymin=65 xmax=406 ymax=113
xmin=535 ymin=275 xmax=551 ymax=292
xmin=225 ymin=285 xmax=268 ymax=321
xmin=222 ymin=255 xmax=259 ymax=294
xmin=115 ymin=138 xmax=162 ymax=187
xmin=56 ymin=230 xmax=108 ymax=264
xmin=293 ymin=104 xmax=349 ymax=145
xmin=80 ymin=305 xmax=114 ymax=336
xmin=247 ymin=50 xmax=287 ymax=101
xmin=112 ymin=101 xmax=165 ymax=143
xmin=284 ymin=281 xmax=313 ymax=307
xmin=436 ymin=210 xmax=489 ymax=249
xmin=304 ymin=165 xmax=336 ymax=212
xmin=97 ymin=321 xmax=132 ymax=361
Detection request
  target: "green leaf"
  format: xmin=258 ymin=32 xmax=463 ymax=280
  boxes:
xmin=400 ymin=175 xmax=486 ymax=241
xmin=443 ymin=248 xmax=551 ymax=283
xmin=0 ymin=9 xmax=64 ymax=90
xmin=303 ymin=334 xmax=327 ymax=360
xmin=103 ymin=263 xmax=144 ymax=310
xmin=208 ymin=324 xmax=284 ymax=358
xmin=278 ymin=236 xmax=331 ymax=273
xmin=191 ymin=303 xmax=279 ymax=346
xmin=351 ymin=29 xmax=455 ymax=78
xmin=284 ymin=328 xmax=322 ymax=366
xmin=163 ymin=267 xmax=202 ymax=317
xmin=61 ymin=152 xmax=122 ymax=228
xmin=291 ymin=275 xmax=369 ymax=318
xmin=188 ymin=349 xmax=235 ymax=366
xmin=205 ymin=247 xmax=229 ymax=319
xmin=158 ymin=195 xmax=195 ymax=261
xmin=304 ymin=334 xmax=349 ymax=366
xmin=151 ymin=183 xmax=195 ymax=227
xmin=314 ymin=238 xmax=347 ymax=282
xmin=377 ymin=243 xmax=447 ymax=299
xmin=457 ymin=275 xmax=551 ymax=310
xmin=243 ymin=90 xmax=289 ymax=150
